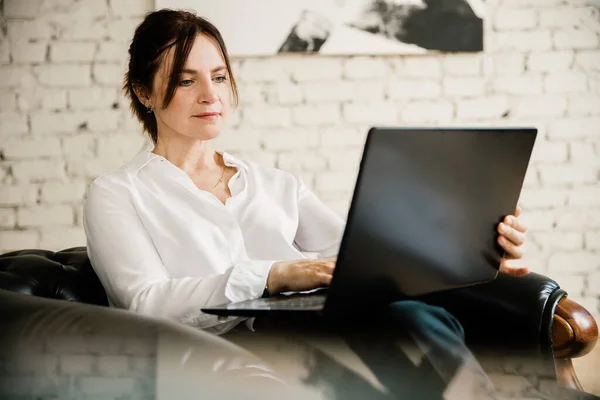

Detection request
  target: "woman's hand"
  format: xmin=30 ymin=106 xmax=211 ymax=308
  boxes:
xmin=497 ymin=205 xmax=529 ymax=277
xmin=266 ymin=258 xmax=336 ymax=296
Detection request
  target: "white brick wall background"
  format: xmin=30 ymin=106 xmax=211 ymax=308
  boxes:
xmin=1 ymin=322 xmax=157 ymax=399
xmin=0 ymin=0 xmax=599 ymax=320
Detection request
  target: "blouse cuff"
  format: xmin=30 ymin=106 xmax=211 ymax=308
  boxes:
xmin=225 ymin=260 xmax=276 ymax=303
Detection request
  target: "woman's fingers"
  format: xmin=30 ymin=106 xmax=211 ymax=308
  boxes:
xmin=318 ymin=272 xmax=333 ymax=286
xmin=498 ymin=235 xmax=524 ymax=259
xmin=312 ymin=259 xmax=336 ymax=287
xmin=498 ymin=222 xmax=526 ymax=247
xmin=495 ymin=206 xmax=528 ymax=276
xmin=498 ymin=212 xmax=527 ymax=256
xmin=499 ymin=257 xmax=529 ymax=276
xmin=515 ymin=204 xmax=522 ymax=218
xmin=504 ymin=214 xmax=527 ymax=234
xmin=318 ymin=258 xmax=336 ymax=273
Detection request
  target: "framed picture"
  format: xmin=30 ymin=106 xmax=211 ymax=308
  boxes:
xmin=154 ymin=0 xmax=485 ymax=56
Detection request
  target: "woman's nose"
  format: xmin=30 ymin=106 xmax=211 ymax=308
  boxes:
xmin=197 ymin=80 xmax=219 ymax=104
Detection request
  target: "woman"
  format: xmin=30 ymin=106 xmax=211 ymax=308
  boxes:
xmin=83 ymin=8 xmax=528 ymax=397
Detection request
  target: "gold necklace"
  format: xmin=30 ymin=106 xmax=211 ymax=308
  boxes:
xmin=210 ymin=164 xmax=226 ymax=191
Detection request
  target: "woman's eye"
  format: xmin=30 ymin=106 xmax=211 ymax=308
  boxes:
xmin=214 ymin=75 xmax=227 ymax=83
xmin=180 ymin=79 xmax=193 ymax=87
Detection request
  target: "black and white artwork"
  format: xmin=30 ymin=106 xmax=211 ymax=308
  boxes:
xmin=155 ymin=0 xmax=485 ymax=55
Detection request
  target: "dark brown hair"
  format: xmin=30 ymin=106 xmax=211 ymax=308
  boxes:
xmin=123 ymin=9 xmax=239 ymax=144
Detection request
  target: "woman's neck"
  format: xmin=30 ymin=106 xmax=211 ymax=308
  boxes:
xmin=151 ymin=135 xmax=221 ymax=174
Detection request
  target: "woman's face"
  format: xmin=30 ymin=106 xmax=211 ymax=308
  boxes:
xmin=150 ymin=34 xmax=231 ymax=142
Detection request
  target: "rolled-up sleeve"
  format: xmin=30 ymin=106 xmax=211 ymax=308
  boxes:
xmin=225 ymin=260 xmax=274 ymax=303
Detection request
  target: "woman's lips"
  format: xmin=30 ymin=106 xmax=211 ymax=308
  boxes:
xmin=193 ymin=112 xmax=219 ymax=120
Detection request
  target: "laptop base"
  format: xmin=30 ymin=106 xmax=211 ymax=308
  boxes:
xmin=202 ymin=289 xmax=328 ymax=317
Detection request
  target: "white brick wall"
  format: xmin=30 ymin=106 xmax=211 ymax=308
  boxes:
xmin=1 ymin=328 xmax=158 ymax=398
xmin=97 ymin=355 xmax=130 ymax=377
xmin=527 ymin=51 xmax=574 ymax=72
xmin=0 ymin=0 xmax=599 ymax=323
xmin=60 ymin=355 xmax=94 ymax=375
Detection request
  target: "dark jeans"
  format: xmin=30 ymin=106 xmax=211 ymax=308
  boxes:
xmin=247 ymin=299 xmax=491 ymax=399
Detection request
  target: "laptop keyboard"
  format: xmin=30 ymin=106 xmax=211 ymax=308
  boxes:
xmin=231 ymin=293 xmax=327 ymax=310
xmin=264 ymin=294 xmax=326 ymax=308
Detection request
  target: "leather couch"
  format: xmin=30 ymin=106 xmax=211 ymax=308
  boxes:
xmin=0 ymin=284 xmax=295 ymax=399
xmin=0 ymin=246 xmax=597 ymax=397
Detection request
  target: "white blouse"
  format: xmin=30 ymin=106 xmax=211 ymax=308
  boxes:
xmin=82 ymin=150 xmax=345 ymax=335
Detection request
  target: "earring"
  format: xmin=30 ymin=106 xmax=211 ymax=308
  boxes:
xmin=146 ymin=105 xmax=154 ymax=114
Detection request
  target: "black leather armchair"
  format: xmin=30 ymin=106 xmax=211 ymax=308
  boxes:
xmin=0 ymin=246 xmax=597 ymax=393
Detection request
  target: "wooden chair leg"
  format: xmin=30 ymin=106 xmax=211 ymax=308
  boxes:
xmin=554 ymin=358 xmax=583 ymax=391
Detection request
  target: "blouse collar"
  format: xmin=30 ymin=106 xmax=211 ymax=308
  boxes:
xmin=127 ymin=149 xmax=249 ymax=174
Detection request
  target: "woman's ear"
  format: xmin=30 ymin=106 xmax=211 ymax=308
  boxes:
xmin=132 ymin=84 xmax=151 ymax=108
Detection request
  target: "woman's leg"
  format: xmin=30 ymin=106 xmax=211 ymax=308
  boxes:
xmin=227 ymin=316 xmax=400 ymax=399
xmin=243 ymin=301 xmax=493 ymax=399
xmin=384 ymin=300 xmax=486 ymax=382
xmin=337 ymin=300 xmax=493 ymax=399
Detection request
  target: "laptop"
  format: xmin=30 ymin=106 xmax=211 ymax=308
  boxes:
xmin=202 ymin=127 xmax=537 ymax=318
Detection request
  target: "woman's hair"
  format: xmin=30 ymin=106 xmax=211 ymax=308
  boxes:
xmin=123 ymin=9 xmax=239 ymax=144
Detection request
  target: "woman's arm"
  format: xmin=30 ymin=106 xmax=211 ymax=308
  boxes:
xmin=292 ymin=176 xmax=346 ymax=258
xmin=83 ymin=179 xmax=275 ymax=334
xmin=258 ymin=175 xmax=343 ymax=295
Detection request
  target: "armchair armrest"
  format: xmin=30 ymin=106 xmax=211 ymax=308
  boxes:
xmin=417 ymin=271 xmax=599 ymax=391
xmin=553 ymin=296 xmax=598 ymax=359
xmin=552 ymin=296 xmax=598 ymax=391
xmin=417 ymin=272 xmax=567 ymax=352
xmin=0 ymin=247 xmax=108 ymax=306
